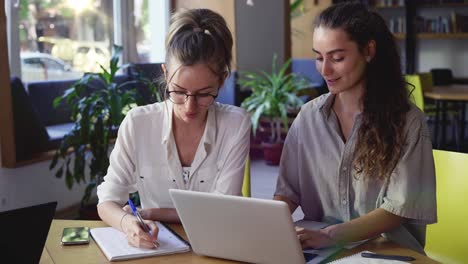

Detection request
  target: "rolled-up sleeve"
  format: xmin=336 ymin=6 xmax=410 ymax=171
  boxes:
xmin=97 ymin=113 xmax=138 ymax=206
xmin=274 ymin=115 xmax=301 ymax=205
xmin=379 ymin=114 xmax=437 ymax=224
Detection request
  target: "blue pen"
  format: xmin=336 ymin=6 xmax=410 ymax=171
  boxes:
xmin=127 ymin=199 xmax=159 ymax=247
xmin=361 ymin=252 xmax=415 ymax=261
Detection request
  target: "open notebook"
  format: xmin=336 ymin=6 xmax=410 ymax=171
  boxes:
xmin=90 ymin=222 xmax=190 ymax=261
xmin=329 ymin=251 xmax=411 ymax=264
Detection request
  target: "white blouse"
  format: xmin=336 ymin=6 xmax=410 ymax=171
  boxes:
xmin=97 ymin=101 xmax=251 ymax=209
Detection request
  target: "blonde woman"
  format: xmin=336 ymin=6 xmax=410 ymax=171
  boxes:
xmin=97 ymin=9 xmax=250 ymax=249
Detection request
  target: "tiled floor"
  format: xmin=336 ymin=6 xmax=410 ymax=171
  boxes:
xmin=250 ymin=159 xmax=304 ymax=221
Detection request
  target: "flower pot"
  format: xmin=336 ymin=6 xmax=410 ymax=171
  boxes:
xmin=262 ymin=142 xmax=284 ymax=166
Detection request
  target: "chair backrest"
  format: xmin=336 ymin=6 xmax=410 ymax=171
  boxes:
xmin=425 ymin=150 xmax=468 ymax=264
xmin=430 ymin=68 xmax=453 ymax=86
xmin=291 ymin=59 xmax=325 ymax=88
xmin=242 ymin=158 xmax=251 ymax=197
xmin=419 ymin=72 xmax=433 ymax=92
xmin=404 ymin=74 xmax=425 ymax=111
xmin=10 ymin=77 xmax=50 ymax=161
xmin=217 ymin=72 xmax=238 ymax=106
xmin=127 ymin=63 xmax=164 ymax=105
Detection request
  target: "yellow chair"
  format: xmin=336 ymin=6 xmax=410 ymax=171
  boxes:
xmin=242 ymin=158 xmax=251 ymax=197
xmin=405 ymin=74 xmax=426 ymax=111
xmin=419 ymin=72 xmax=434 ymax=93
xmin=405 ymin=73 xmax=445 ymax=119
xmin=407 ymin=73 xmax=461 ymax=149
xmin=425 ymin=150 xmax=468 ymax=264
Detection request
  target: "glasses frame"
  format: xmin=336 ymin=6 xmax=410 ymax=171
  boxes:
xmin=165 ymin=90 xmax=219 ymax=107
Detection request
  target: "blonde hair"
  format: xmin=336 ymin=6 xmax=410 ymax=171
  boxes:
xmin=165 ymin=8 xmax=233 ymax=77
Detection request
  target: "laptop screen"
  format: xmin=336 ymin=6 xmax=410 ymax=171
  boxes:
xmin=0 ymin=201 xmax=57 ymax=263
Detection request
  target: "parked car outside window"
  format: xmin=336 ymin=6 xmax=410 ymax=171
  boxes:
xmin=20 ymin=52 xmax=83 ymax=82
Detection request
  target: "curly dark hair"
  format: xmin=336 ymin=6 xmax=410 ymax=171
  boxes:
xmin=315 ymin=2 xmax=411 ymax=180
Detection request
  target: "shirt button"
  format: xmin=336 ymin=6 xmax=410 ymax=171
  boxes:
xmin=342 ymin=167 xmax=347 ymax=171
xmin=341 ymin=199 xmax=347 ymax=205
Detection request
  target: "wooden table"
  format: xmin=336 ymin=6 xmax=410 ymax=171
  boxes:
xmin=40 ymin=220 xmax=439 ymax=264
xmin=424 ymin=84 xmax=468 ymax=149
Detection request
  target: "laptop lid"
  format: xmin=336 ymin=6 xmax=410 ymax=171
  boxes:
xmin=169 ymin=189 xmax=305 ymax=264
xmin=0 ymin=201 xmax=57 ymax=264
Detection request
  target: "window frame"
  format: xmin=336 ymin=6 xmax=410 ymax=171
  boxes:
xmin=1 ymin=0 xmax=170 ymax=168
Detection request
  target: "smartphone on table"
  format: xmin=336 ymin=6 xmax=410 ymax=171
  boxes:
xmin=61 ymin=227 xmax=90 ymax=245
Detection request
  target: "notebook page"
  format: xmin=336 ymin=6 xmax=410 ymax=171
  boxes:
xmin=90 ymin=222 xmax=190 ymax=261
xmin=329 ymin=251 xmax=410 ymax=264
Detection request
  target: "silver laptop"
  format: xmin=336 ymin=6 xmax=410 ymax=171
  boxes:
xmin=169 ymin=189 xmax=306 ymax=264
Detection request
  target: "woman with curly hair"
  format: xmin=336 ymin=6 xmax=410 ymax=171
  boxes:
xmin=274 ymin=2 xmax=436 ymax=254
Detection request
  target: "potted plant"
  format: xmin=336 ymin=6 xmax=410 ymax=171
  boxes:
xmin=49 ymin=45 xmax=159 ymax=219
xmin=239 ymin=54 xmax=309 ymax=165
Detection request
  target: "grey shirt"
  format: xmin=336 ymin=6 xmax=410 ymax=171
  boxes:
xmin=275 ymin=93 xmax=437 ymax=254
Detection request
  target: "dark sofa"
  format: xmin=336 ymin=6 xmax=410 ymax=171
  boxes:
xmin=11 ymin=75 xmax=135 ymax=162
xmin=10 ymin=64 xmax=239 ymax=162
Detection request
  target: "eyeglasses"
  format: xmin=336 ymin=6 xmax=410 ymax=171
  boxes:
xmin=166 ymin=90 xmax=218 ymax=107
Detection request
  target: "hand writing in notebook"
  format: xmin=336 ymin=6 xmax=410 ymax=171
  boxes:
xmin=122 ymin=201 xmax=159 ymax=249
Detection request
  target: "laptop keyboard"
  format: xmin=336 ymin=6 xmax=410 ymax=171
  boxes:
xmin=304 ymin=252 xmax=318 ymax=261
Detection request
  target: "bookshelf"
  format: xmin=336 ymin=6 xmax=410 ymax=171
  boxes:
xmin=371 ymin=0 xmax=468 ymax=73
xmin=394 ymin=33 xmax=468 ymax=39
xmin=417 ymin=32 xmax=468 ymax=39
xmin=375 ymin=2 xmax=468 ymax=36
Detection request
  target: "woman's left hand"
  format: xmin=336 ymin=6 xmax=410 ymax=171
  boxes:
xmin=295 ymin=226 xmax=336 ymax=249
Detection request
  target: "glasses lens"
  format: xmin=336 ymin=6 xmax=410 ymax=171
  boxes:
xmin=197 ymin=95 xmax=215 ymax=107
xmin=168 ymin=91 xmax=186 ymax=104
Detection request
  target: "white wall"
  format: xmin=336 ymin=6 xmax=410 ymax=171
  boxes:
xmin=417 ymin=40 xmax=468 ymax=77
xmin=235 ymin=0 xmax=287 ymax=72
xmin=0 ymin=159 xmax=87 ymax=212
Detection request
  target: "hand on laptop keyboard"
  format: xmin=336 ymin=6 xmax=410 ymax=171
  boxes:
xmin=296 ymin=226 xmax=336 ymax=249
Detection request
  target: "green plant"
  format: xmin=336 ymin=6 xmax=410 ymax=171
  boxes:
xmin=49 ymin=45 xmax=160 ymax=204
xmin=290 ymin=0 xmax=307 ymax=19
xmin=290 ymin=0 xmax=309 ymax=37
xmin=239 ymin=54 xmax=308 ymax=144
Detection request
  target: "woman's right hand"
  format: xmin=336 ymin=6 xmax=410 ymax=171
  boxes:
xmin=121 ymin=213 xmax=159 ymax=249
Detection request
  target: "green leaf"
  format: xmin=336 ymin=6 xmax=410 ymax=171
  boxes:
xmin=109 ymin=90 xmax=123 ymax=125
xmin=55 ymin=165 xmax=64 ymax=178
xmin=53 ymin=96 xmax=63 ymax=109
xmin=291 ymin=0 xmax=308 ymax=19
xmin=82 ymin=182 xmax=97 ymax=204
xmin=49 ymin=43 xmax=154 ymax=204
xmin=238 ymin=53 xmax=306 ymax=142
xmin=65 ymin=167 xmax=74 ymax=189
xmin=49 ymin=152 xmax=59 ymax=170
xmin=251 ymin=103 xmax=266 ymax=137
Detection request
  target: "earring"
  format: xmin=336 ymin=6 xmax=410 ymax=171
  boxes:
xmin=366 ymin=56 xmax=371 ymax=62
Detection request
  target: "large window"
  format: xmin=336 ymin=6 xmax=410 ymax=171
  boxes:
xmin=8 ymin=0 xmax=168 ymax=83
xmin=16 ymin=0 xmax=113 ymax=81
xmin=1 ymin=0 xmax=169 ymax=167
xmin=133 ymin=0 xmax=168 ymax=63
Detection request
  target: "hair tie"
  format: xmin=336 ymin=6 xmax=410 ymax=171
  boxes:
xmin=193 ymin=27 xmax=211 ymax=36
